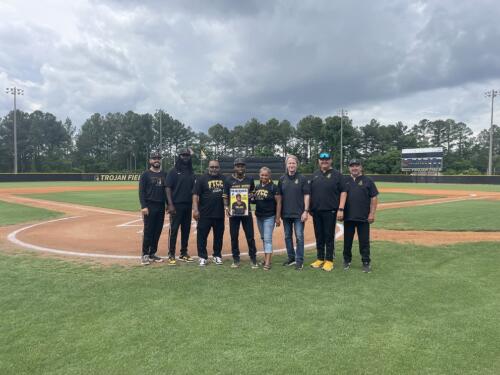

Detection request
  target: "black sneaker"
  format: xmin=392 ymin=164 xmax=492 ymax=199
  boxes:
xmin=251 ymin=259 xmax=259 ymax=269
xmin=149 ymin=254 xmax=164 ymax=263
xmin=141 ymin=255 xmax=150 ymax=265
xmin=362 ymin=263 xmax=371 ymax=273
xmin=343 ymin=261 xmax=351 ymax=271
xmin=295 ymin=262 xmax=304 ymax=271
xmin=282 ymin=259 xmax=296 ymax=266
xmin=179 ymin=254 xmax=195 ymax=263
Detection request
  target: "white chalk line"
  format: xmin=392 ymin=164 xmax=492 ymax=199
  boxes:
xmin=7 ymin=214 xmax=343 ymax=260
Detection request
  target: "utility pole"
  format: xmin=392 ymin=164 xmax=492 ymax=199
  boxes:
xmin=337 ymin=108 xmax=348 ymax=173
xmin=5 ymin=86 xmax=24 ymax=174
xmin=485 ymin=90 xmax=498 ymax=175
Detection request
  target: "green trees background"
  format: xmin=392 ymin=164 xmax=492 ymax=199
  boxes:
xmin=0 ymin=109 xmax=498 ymax=174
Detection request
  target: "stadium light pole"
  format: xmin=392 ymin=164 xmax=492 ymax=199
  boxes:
xmin=5 ymin=86 xmax=24 ymax=174
xmin=485 ymin=90 xmax=498 ymax=175
xmin=337 ymin=108 xmax=348 ymax=173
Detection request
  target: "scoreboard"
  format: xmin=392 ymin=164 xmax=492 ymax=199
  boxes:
xmin=401 ymin=147 xmax=443 ymax=172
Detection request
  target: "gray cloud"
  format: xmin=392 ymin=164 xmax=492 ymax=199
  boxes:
xmin=1 ymin=0 xmax=500 ymax=133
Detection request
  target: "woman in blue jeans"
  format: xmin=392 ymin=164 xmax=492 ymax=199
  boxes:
xmin=254 ymin=167 xmax=281 ymax=270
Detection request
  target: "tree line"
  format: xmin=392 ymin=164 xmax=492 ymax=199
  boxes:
xmin=0 ymin=109 xmax=498 ymax=174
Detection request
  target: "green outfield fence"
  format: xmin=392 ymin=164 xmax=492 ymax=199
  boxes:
xmin=1 ymin=173 xmax=500 ymax=184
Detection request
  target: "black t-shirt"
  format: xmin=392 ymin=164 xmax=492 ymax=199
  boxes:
xmin=309 ymin=168 xmax=345 ymax=212
xmin=224 ymin=175 xmax=255 ymax=212
xmin=193 ymin=174 xmax=225 ymax=218
xmin=166 ymin=167 xmax=195 ymax=205
xmin=254 ymin=182 xmax=279 ymax=218
xmin=344 ymin=175 xmax=379 ymax=222
xmin=231 ymin=201 xmax=247 ymax=215
xmin=138 ymin=170 xmax=167 ymax=208
xmin=278 ymin=173 xmax=310 ymax=219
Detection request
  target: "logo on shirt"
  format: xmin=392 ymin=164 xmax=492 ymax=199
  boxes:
xmin=326 ymin=173 xmax=331 ymax=179
xmin=255 ymin=189 xmax=269 ymax=199
xmin=208 ymin=180 xmax=224 ymax=190
xmin=295 ymin=179 xmax=299 ymax=184
xmin=358 ymin=180 xmax=363 ymax=186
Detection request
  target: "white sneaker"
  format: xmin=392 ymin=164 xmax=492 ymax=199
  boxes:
xmin=199 ymin=258 xmax=207 ymax=267
xmin=213 ymin=256 xmax=223 ymax=265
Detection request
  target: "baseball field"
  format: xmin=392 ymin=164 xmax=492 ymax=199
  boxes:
xmin=1 ymin=181 xmax=499 ymax=374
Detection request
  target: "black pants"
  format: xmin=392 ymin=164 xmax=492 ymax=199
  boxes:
xmin=168 ymin=203 xmax=192 ymax=257
xmin=197 ymin=217 xmax=225 ymax=260
xmin=312 ymin=210 xmax=337 ymax=261
xmin=142 ymin=202 xmax=165 ymax=256
xmin=229 ymin=213 xmax=257 ymax=261
xmin=343 ymin=220 xmax=371 ymax=264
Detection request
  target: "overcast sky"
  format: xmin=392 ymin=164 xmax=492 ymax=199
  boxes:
xmin=1 ymin=0 xmax=500 ymax=133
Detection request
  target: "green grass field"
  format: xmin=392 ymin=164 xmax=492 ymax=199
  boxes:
xmin=1 ymin=242 xmax=499 ymax=375
xmin=25 ymin=191 xmax=140 ymax=212
xmin=0 ymin=200 xmax=62 ymax=226
xmin=376 ymin=181 xmax=500 ymax=192
xmin=375 ymin=199 xmax=500 ymax=231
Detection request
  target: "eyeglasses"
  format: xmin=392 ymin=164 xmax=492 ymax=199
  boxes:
xmin=319 ymin=152 xmax=331 ymax=159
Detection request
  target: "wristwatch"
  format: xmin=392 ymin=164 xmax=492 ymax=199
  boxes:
xmin=338 ymin=208 xmax=344 ymax=212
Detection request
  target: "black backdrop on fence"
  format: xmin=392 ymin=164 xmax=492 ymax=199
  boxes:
xmin=1 ymin=173 xmax=500 ymax=184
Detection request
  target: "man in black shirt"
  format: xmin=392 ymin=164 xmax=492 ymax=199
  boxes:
xmin=138 ymin=151 xmax=167 ymax=265
xmin=192 ymin=160 xmax=226 ymax=267
xmin=278 ymin=155 xmax=310 ymax=270
xmin=309 ymin=151 xmax=347 ymax=272
xmin=224 ymin=158 xmax=258 ymax=268
xmin=343 ymin=159 xmax=379 ymax=273
xmin=166 ymin=148 xmax=196 ymax=265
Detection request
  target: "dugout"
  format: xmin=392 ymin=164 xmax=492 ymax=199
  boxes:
xmin=218 ymin=157 xmax=285 ymax=176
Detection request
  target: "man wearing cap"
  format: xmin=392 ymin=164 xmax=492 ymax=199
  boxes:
xmin=166 ymin=148 xmax=196 ymax=265
xmin=223 ymin=158 xmax=258 ymax=268
xmin=343 ymin=159 xmax=379 ymax=273
xmin=138 ymin=151 xmax=167 ymax=265
xmin=278 ymin=155 xmax=310 ymax=270
xmin=309 ymin=151 xmax=347 ymax=271
xmin=192 ymin=160 xmax=226 ymax=267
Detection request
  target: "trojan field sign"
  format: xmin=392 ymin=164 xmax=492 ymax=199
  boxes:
xmin=95 ymin=174 xmax=141 ymax=181
xmin=401 ymin=147 xmax=444 ymax=172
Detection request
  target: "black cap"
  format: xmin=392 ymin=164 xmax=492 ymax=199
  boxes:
xmin=348 ymin=159 xmax=361 ymax=166
xmin=234 ymin=158 xmax=246 ymax=166
xmin=149 ymin=151 xmax=162 ymax=159
xmin=178 ymin=148 xmax=191 ymax=156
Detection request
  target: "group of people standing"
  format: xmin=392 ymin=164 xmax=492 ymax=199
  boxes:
xmin=138 ymin=149 xmax=378 ymax=273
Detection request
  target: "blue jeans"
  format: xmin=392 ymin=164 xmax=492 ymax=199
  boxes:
xmin=256 ymin=216 xmax=275 ymax=254
xmin=283 ymin=218 xmax=304 ymax=264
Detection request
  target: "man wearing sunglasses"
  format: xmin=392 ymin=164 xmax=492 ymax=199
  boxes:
xmin=166 ymin=148 xmax=196 ymax=265
xmin=138 ymin=151 xmax=167 ymax=265
xmin=192 ymin=160 xmax=226 ymax=267
xmin=309 ymin=151 xmax=347 ymax=272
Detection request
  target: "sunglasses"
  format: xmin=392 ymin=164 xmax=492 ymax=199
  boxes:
xmin=180 ymin=153 xmax=191 ymax=157
xmin=319 ymin=153 xmax=331 ymax=159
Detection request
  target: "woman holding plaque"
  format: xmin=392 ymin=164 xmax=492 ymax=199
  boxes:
xmin=254 ymin=167 xmax=281 ymax=270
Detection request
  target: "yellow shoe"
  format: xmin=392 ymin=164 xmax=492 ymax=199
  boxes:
xmin=310 ymin=259 xmax=324 ymax=269
xmin=322 ymin=260 xmax=334 ymax=272
xmin=167 ymin=257 xmax=177 ymax=266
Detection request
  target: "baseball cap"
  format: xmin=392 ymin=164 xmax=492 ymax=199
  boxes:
xmin=149 ymin=151 xmax=162 ymax=159
xmin=348 ymin=159 xmax=361 ymax=166
xmin=318 ymin=152 xmax=331 ymax=160
xmin=234 ymin=158 xmax=246 ymax=165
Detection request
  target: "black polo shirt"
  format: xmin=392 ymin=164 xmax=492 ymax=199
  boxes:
xmin=309 ymin=168 xmax=345 ymax=212
xmin=166 ymin=167 xmax=195 ymax=205
xmin=278 ymin=173 xmax=310 ymax=219
xmin=192 ymin=174 xmax=226 ymax=218
xmin=254 ymin=182 xmax=279 ymax=218
xmin=344 ymin=174 xmax=379 ymax=222
xmin=138 ymin=170 xmax=167 ymax=208
xmin=223 ymin=175 xmax=255 ymax=212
